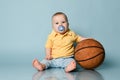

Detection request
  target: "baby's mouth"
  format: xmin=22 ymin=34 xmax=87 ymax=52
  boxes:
xmin=58 ymin=26 xmax=65 ymax=32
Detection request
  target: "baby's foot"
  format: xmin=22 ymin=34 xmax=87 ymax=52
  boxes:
xmin=65 ymin=60 xmax=76 ymax=72
xmin=32 ymin=59 xmax=45 ymax=71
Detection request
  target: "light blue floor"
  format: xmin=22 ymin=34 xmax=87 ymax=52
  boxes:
xmin=32 ymin=68 xmax=104 ymax=80
xmin=1 ymin=60 xmax=120 ymax=80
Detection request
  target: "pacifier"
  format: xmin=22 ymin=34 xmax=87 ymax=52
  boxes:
xmin=58 ymin=26 xmax=65 ymax=32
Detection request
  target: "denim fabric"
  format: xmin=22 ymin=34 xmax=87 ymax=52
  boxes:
xmin=41 ymin=57 xmax=75 ymax=69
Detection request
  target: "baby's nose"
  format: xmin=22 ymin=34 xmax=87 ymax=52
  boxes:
xmin=59 ymin=22 xmax=63 ymax=25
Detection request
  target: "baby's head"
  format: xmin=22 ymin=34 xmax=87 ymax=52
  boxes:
xmin=52 ymin=12 xmax=69 ymax=34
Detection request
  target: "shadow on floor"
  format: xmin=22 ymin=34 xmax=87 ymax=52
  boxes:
xmin=96 ymin=55 xmax=118 ymax=70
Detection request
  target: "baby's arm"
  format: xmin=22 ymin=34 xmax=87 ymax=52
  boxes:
xmin=45 ymin=48 xmax=53 ymax=60
xmin=80 ymin=37 xmax=93 ymax=41
xmin=80 ymin=37 xmax=88 ymax=41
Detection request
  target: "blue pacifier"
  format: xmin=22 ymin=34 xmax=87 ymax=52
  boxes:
xmin=58 ymin=26 xmax=65 ymax=31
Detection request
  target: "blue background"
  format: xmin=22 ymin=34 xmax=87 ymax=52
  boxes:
xmin=0 ymin=0 xmax=120 ymax=80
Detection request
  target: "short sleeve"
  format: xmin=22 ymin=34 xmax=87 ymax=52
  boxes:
xmin=71 ymin=31 xmax=81 ymax=43
xmin=75 ymin=34 xmax=81 ymax=43
xmin=45 ymin=35 xmax=53 ymax=48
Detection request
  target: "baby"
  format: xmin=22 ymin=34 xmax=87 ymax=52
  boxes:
xmin=32 ymin=12 xmax=86 ymax=72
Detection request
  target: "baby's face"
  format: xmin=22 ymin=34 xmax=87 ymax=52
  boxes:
xmin=52 ymin=14 xmax=69 ymax=34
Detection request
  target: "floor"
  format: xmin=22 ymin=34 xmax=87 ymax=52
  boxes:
xmin=32 ymin=68 xmax=103 ymax=80
xmin=1 ymin=60 xmax=120 ymax=80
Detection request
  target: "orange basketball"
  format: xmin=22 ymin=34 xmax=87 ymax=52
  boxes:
xmin=74 ymin=39 xmax=105 ymax=69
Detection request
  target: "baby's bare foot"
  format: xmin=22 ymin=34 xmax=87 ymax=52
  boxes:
xmin=32 ymin=59 xmax=45 ymax=71
xmin=65 ymin=60 xmax=76 ymax=72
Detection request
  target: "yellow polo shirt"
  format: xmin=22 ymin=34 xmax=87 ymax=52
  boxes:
xmin=45 ymin=29 xmax=81 ymax=58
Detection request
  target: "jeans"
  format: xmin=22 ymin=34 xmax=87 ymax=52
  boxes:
xmin=41 ymin=57 xmax=75 ymax=69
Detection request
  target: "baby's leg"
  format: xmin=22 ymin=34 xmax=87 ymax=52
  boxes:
xmin=32 ymin=59 xmax=46 ymax=71
xmin=65 ymin=60 xmax=76 ymax=72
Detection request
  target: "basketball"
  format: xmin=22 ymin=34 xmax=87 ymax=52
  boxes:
xmin=74 ymin=39 xmax=105 ymax=69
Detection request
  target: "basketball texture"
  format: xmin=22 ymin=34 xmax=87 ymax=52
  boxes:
xmin=74 ymin=39 xmax=105 ymax=69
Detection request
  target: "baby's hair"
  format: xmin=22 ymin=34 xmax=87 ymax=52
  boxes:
xmin=52 ymin=12 xmax=68 ymax=22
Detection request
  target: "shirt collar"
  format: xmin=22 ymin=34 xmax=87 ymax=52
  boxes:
xmin=52 ymin=29 xmax=72 ymax=37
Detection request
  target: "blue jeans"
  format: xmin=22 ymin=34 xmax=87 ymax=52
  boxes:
xmin=41 ymin=57 xmax=75 ymax=69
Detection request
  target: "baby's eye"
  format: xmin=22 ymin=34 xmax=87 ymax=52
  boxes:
xmin=62 ymin=21 xmax=66 ymax=23
xmin=55 ymin=22 xmax=59 ymax=24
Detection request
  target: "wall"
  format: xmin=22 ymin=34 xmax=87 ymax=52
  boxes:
xmin=0 ymin=0 xmax=120 ymax=67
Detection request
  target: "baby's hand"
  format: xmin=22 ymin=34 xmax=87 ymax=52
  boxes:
xmin=45 ymin=54 xmax=53 ymax=60
xmin=80 ymin=37 xmax=88 ymax=41
xmin=45 ymin=48 xmax=53 ymax=60
xmin=80 ymin=37 xmax=94 ymax=41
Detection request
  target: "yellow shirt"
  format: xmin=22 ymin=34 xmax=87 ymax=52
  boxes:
xmin=45 ymin=30 xmax=81 ymax=58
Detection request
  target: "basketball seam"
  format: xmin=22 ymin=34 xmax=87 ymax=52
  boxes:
xmin=75 ymin=46 xmax=104 ymax=53
xmin=75 ymin=52 xmax=104 ymax=62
